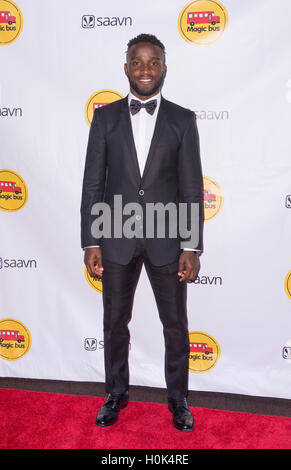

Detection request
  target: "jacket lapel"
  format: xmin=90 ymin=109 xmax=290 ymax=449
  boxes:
xmin=119 ymin=95 xmax=142 ymax=182
xmin=142 ymin=95 xmax=167 ymax=181
xmin=119 ymin=93 xmax=167 ymax=184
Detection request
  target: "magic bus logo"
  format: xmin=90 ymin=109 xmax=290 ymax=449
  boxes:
xmin=203 ymin=176 xmax=224 ymax=221
xmin=188 ymin=331 xmax=220 ymax=373
xmin=0 ymin=318 xmax=31 ymax=360
xmin=178 ymin=0 xmax=228 ymax=46
xmin=0 ymin=169 xmax=28 ymax=212
xmin=84 ymin=89 xmax=124 ymax=126
xmin=0 ymin=0 xmax=23 ymax=45
xmin=84 ymin=266 xmax=102 ymax=293
xmin=284 ymin=270 xmax=291 ymax=300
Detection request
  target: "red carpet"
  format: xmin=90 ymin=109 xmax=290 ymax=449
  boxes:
xmin=0 ymin=388 xmax=290 ymax=449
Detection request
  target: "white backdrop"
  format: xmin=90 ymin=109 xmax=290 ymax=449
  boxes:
xmin=1 ymin=0 xmax=291 ymax=400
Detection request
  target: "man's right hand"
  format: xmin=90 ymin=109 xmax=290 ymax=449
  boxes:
xmin=84 ymin=247 xmax=103 ymax=279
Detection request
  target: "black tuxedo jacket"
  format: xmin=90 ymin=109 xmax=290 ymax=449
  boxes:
xmin=80 ymin=94 xmax=204 ymax=266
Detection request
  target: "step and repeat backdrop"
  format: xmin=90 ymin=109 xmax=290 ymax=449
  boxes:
xmin=0 ymin=0 xmax=291 ymax=400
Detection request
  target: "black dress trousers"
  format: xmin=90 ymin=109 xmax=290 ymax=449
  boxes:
xmin=101 ymin=238 xmax=190 ymax=400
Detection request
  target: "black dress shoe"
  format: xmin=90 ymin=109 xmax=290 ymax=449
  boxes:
xmin=168 ymin=397 xmax=195 ymax=432
xmin=95 ymin=391 xmax=129 ymax=427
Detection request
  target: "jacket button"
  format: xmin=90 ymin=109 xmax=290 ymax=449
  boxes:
xmin=139 ymin=189 xmax=144 ymax=196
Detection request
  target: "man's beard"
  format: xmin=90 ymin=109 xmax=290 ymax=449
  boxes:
xmin=128 ymin=74 xmax=165 ymax=98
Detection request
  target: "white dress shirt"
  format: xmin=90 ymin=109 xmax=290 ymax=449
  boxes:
xmin=128 ymin=90 xmax=161 ymax=177
xmin=85 ymin=91 xmax=197 ymax=253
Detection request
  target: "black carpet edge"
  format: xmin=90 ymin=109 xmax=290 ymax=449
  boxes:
xmin=1 ymin=377 xmax=291 ymax=418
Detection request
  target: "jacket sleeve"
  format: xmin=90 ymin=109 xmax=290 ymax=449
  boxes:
xmin=178 ymin=111 xmax=204 ymax=253
xmin=80 ymin=109 xmax=107 ymax=248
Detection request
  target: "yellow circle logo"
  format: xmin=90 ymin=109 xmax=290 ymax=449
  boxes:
xmin=203 ymin=176 xmax=223 ymax=221
xmin=0 ymin=318 xmax=31 ymax=360
xmin=85 ymin=89 xmax=124 ymax=126
xmin=285 ymin=271 xmax=291 ymax=300
xmin=0 ymin=169 xmax=28 ymax=212
xmin=0 ymin=0 xmax=23 ymax=45
xmin=188 ymin=331 xmax=220 ymax=373
xmin=178 ymin=0 xmax=228 ymax=46
xmin=84 ymin=266 xmax=102 ymax=293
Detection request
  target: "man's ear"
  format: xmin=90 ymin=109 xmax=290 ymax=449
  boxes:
xmin=124 ymin=63 xmax=128 ymax=77
xmin=163 ymin=64 xmax=167 ymax=77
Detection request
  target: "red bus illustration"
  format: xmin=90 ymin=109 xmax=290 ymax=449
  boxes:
xmin=0 ymin=330 xmax=25 ymax=343
xmin=0 ymin=181 xmax=22 ymax=194
xmin=0 ymin=11 xmax=16 ymax=25
xmin=190 ymin=342 xmax=213 ymax=355
xmin=187 ymin=11 xmax=220 ymax=26
xmin=203 ymin=189 xmax=216 ymax=203
xmin=93 ymin=102 xmax=108 ymax=110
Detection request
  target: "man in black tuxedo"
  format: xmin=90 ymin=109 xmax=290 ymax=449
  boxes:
xmin=81 ymin=33 xmax=203 ymax=432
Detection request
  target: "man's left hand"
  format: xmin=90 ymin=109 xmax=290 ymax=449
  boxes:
xmin=178 ymin=251 xmax=200 ymax=283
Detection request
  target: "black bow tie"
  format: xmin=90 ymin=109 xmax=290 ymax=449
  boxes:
xmin=130 ymin=98 xmax=157 ymax=116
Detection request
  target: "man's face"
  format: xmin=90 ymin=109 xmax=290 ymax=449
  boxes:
xmin=124 ymin=42 xmax=167 ymax=100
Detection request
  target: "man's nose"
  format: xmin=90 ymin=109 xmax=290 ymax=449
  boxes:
xmin=139 ymin=63 xmax=151 ymax=74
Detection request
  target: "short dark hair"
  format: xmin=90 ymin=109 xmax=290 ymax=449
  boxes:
xmin=126 ymin=33 xmax=166 ymax=61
